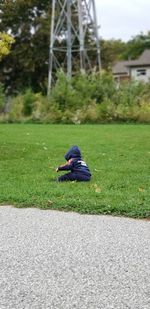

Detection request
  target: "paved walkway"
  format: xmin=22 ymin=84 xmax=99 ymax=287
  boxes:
xmin=0 ymin=206 xmax=150 ymax=309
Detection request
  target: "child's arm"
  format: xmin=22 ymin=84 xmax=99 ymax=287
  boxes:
xmin=56 ymin=159 xmax=73 ymax=172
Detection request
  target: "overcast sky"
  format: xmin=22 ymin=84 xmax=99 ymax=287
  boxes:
xmin=95 ymin=0 xmax=150 ymax=41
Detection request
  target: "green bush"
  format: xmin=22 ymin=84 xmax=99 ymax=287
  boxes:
xmin=90 ymin=71 xmax=116 ymax=103
xmin=137 ymin=102 xmax=150 ymax=123
xmin=49 ymin=71 xmax=83 ymax=111
xmin=113 ymin=81 xmax=145 ymax=107
xmin=73 ymin=102 xmax=99 ymax=124
xmin=22 ymin=88 xmax=37 ymax=116
xmin=8 ymin=95 xmax=24 ymax=122
xmin=0 ymin=83 xmax=5 ymax=112
xmin=31 ymin=93 xmax=48 ymax=122
xmin=43 ymin=105 xmax=62 ymax=123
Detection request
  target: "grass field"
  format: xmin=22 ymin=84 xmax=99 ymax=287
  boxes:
xmin=0 ymin=124 xmax=150 ymax=218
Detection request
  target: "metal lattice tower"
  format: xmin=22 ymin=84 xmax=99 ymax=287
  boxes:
xmin=48 ymin=0 xmax=101 ymax=95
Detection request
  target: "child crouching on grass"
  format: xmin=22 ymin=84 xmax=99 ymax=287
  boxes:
xmin=56 ymin=145 xmax=91 ymax=182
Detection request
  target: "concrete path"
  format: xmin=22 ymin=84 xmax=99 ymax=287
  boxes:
xmin=0 ymin=206 xmax=150 ymax=309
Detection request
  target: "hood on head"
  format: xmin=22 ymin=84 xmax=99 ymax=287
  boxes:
xmin=65 ymin=146 xmax=81 ymax=161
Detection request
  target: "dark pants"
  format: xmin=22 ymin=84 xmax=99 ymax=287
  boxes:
xmin=58 ymin=172 xmax=91 ymax=182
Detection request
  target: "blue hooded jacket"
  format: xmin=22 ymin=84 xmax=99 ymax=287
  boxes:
xmin=58 ymin=146 xmax=91 ymax=177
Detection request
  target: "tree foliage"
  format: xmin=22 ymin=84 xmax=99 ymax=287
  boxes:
xmin=0 ymin=0 xmax=52 ymax=93
xmin=100 ymin=39 xmax=126 ymax=70
xmin=0 ymin=32 xmax=15 ymax=61
xmin=121 ymin=32 xmax=150 ymax=60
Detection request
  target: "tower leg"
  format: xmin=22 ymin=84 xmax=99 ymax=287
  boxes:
xmin=48 ymin=0 xmax=56 ymax=96
xmin=92 ymin=0 xmax=101 ymax=71
xmin=67 ymin=0 xmax=72 ymax=78
xmin=78 ymin=0 xmax=85 ymax=73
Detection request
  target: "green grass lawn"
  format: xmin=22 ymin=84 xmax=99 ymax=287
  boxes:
xmin=0 ymin=124 xmax=150 ymax=218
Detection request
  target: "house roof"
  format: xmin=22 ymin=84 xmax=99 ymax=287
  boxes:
xmin=112 ymin=49 xmax=150 ymax=74
xmin=138 ymin=49 xmax=150 ymax=63
xmin=113 ymin=61 xmax=129 ymax=75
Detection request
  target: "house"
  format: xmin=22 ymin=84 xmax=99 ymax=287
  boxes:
xmin=112 ymin=49 xmax=150 ymax=83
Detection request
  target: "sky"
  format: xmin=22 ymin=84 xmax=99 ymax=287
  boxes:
xmin=95 ymin=0 xmax=150 ymax=41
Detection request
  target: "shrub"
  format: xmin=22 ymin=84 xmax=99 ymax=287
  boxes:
xmin=90 ymin=71 xmax=116 ymax=103
xmin=82 ymin=102 xmax=99 ymax=123
xmin=72 ymin=73 xmax=94 ymax=104
xmin=113 ymin=80 xmax=147 ymax=107
xmin=97 ymin=100 xmax=115 ymax=121
xmin=22 ymin=89 xmax=37 ymax=116
xmin=31 ymin=93 xmax=48 ymax=122
xmin=43 ymin=105 xmax=62 ymax=123
xmin=0 ymin=83 xmax=5 ymax=112
xmin=137 ymin=102 xmax=150 ymax=123
xmin=8 ymin=95 xmax=24 ymax=122
xmin=49 ymin=71 xmax=82 ymax=111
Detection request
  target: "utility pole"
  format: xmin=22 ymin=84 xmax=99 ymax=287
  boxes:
xmin=48 ymin=0 xmax=101 ymax=95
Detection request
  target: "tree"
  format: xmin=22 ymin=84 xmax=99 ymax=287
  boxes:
xmin=121 ymin=32 xmax=150 ymax=60
xmin=0 ymin=32 xmax=15 ymax=61
xmin=100 ymin=39 xmax=126 ymax=70
xmin=0 ymin=0 xmax=52 ymax=93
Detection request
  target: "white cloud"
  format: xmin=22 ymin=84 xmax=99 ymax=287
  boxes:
xmin=95 ymin=0 xmax=150 ymax=41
